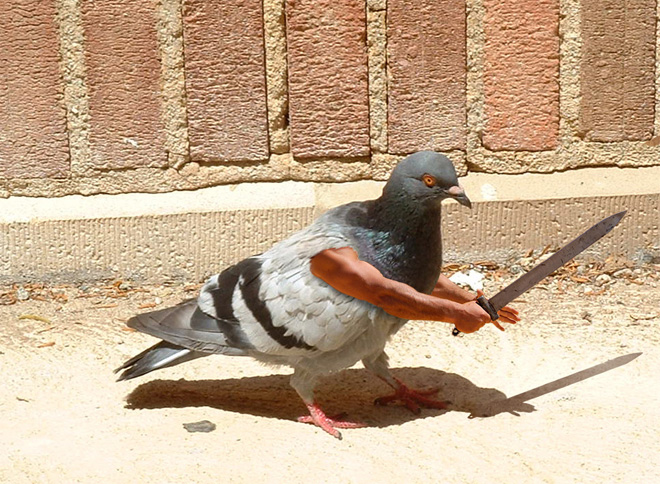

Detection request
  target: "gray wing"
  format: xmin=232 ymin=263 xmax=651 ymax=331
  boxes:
xmin=130 ymin=218 xmax=382 ymax=360
xmin=259 ymin=253 xmax=379 ymax=353
xmin=197 ymin=256 xmax=316 ymax=357
xmin=196 ymin=226 xmax=381 ymax=357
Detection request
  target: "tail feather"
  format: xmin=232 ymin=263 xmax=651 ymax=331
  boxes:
xmin=115 ymin=341 xmax=205 ymax=381
xmin=116 ymin=298 xmax=250 ymax=382
xmin=125 ymin=299 xmax=251 ymax=354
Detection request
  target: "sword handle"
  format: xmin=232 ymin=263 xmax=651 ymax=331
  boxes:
xmin=452 ymin=295 xmax=500 ymax=336
xmin=476 ymin=295 xmax=500 ymax=320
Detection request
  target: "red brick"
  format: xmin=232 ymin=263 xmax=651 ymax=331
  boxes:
xmin=580 ymin=0 xmax=655 ymax=141
xmin=483 ymin=0 xmax=559 ymax=151
xmin=387 ymin=0 xmax=466 ymax=153
xmin=183 ymin=0 xmax=269 ymax=162
xmin=286 ymin=0 xmax=370 ymax=158
xmin=82 ymin=0 xmax=165 ymax=169
xmin=0 ymin=1 xmax=69 ymax=179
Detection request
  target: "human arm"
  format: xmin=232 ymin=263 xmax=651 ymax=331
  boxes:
xmin=309 ymin=247 xmax=492 ymax=334
xmin=432 ymin=274 xmax=475 ymax=303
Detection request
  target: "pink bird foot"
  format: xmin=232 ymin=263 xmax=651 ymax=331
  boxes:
xmin=374 ymin=381 xmax=448 ymax=414
xmin=297 ymin=402 xmax=367 ymax=439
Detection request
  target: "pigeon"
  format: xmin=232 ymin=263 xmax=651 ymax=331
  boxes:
xmin=115 ymin=151 xmax=516 ymax=439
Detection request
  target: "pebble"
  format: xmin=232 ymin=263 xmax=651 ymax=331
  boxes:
xmin=613 ymin=268 xmax=633 ymax=278
xmin=183 ymin=420 xmax=216 ymax=433
xmin=16 ymin=287 xmax=30 ymax=301
xmin=596 ymin=274 xmax=612 ymax=286
xmin=509 ymin=265 xmax=524 ymax=274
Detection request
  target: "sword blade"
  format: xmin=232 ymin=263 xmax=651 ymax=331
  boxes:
xmin=488 ymin=211 xmax=627 ymax=313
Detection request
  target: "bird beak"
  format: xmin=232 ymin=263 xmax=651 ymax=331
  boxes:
xmin=447 ymin=185 xmax=472 ymax=209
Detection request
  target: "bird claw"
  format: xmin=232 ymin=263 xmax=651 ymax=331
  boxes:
xmin=298 ymin=403 xmax=367 ymax=439
xmin=374 ymin=384 xmax=448 ymax=414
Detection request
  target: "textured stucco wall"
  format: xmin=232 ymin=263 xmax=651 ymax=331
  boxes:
xmin=2 ymin=191 xmax=656 ymax=284
xmin=1 ymin=167 xmax=658 ymax=283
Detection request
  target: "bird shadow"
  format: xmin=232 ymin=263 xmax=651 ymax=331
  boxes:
xmin=124 ymin=352 xmax=641 ymax=428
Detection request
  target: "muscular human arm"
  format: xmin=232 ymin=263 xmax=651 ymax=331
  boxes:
xmin=310 ymin=247 xmax=492 ymax=334
xmin=432 ymin=274 xmax=475 ymax=303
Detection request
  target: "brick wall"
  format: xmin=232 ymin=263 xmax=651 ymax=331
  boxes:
xmin=1 ymin=0 xmax=659 ymax=198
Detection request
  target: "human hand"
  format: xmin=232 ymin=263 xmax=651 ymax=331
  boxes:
xmin=452 ymin=299 xmax=492 ymax=334
xmin=475 ymin=289 xmax=520 ymax=331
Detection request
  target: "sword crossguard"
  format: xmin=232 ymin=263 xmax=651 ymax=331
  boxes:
xmin=476 ymin=295 xmax=500 ymax=321
xmin=452 ymin=295 xmax=500 ymax=336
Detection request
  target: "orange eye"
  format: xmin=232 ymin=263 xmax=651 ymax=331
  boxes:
xmin=422 ymin=174 xmax=436 ymax=187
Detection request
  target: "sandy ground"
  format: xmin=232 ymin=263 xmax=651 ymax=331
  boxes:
xmin=1 ymin=267 xmax=659 ymax=484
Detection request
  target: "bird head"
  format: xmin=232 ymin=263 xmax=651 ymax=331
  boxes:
xmin=382 ymin=151 xmax=471 ymax=209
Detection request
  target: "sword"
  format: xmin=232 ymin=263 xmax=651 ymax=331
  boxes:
xmin=452 ymin=211 xmax=627 ymax=336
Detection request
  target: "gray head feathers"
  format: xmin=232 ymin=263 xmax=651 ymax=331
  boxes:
xmin=382 ymin=151 xmax=471 ymax=208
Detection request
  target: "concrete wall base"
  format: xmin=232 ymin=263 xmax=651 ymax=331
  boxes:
xmin=2 ymin=168 xmax=658 ymax=284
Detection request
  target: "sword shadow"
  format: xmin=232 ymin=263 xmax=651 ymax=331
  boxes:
xmin=468 ymin=352 xmax=642 ymax=419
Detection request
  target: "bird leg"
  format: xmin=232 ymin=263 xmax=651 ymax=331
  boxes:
xmin=297 ymin=402 xmax=367 ymax=440
xmin=290 ymin=369 xmax=365 ymax=439
xmin=363 ymin=353 xmax=448 ymax=414
xmin=374 ymin=377 xmax=448 ymax=414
